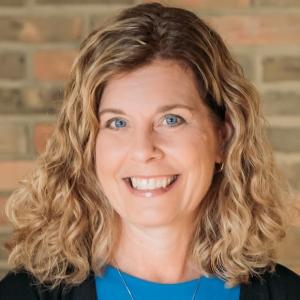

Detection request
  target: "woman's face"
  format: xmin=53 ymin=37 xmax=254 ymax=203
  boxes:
xmin=95 ymin=59 xmax=224 ymax=227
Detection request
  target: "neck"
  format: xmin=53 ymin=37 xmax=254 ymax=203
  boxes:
xmin=111 ymin=216 xmax=201 ymax=283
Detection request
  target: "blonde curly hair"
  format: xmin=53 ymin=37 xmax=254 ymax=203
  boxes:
xmin=5 ymin=2 xmax=288 ymax=288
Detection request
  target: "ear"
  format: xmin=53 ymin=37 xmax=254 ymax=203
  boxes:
xmin=216 ymin=118 xmax=233 ymax=163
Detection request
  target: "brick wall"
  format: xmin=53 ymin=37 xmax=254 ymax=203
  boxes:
xmin=0 ymin=0 xmax=299 ymax=279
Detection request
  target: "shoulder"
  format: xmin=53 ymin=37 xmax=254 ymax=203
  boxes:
xmin=240 ymin=263 xmax=300 ymax=300
xmin=0 ymin=270 xmax=67 ymax=300
xmin=271 ymin=264 xmax=300 ymax=281
xmin=0 ymin=269 xmax=97 ymax=300
xmin=0 ymin=270 xmax=40 ymax=300
xmin=261 ymin=263 xmax=300 ymax=290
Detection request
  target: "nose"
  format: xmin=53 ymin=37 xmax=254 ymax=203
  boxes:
xmin=130 ymin=128 xmax=163 ymax=163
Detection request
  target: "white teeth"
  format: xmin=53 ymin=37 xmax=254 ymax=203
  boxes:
xmin=130 ymin=176 xmax=176 ymax=190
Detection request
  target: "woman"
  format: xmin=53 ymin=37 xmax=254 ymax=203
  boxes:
xmin=0 ymin=2 xmax=299 ymax=300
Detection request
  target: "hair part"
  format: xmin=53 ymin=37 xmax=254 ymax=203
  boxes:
xmin=5 ymin=2 xmax=288 ymax=288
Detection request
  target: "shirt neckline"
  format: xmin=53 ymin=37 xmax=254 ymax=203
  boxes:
xmin=104 ymin=264 xmax=208 ymax=287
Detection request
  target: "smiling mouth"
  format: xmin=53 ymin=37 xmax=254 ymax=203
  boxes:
xmin=123 ymin=175 xmax=179 ymax=191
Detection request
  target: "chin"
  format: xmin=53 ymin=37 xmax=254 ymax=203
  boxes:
xmin=121 ymin=211 xmax=181 ymax=227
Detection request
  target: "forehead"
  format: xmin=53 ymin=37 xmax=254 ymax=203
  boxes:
xmin=99 ymin=59 xmax=203 ymax=110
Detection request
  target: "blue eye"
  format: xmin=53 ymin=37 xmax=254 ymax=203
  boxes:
xmin=105 ymin=118 xmax=127 ymax=129
xmin=104 ymin=114 xmax=185 ymax=130
xmin=163 ymin=114 xmax=185 ymax=127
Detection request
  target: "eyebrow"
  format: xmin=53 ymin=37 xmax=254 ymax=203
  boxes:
xmin=98 ymin=104 xmax=195 ymax=118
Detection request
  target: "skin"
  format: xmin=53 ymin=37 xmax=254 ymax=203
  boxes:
xmin=95 ymin=59 xmax=229 ymax=283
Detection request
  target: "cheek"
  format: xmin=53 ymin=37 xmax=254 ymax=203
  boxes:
xmin=167 ymin=128 xmax=218 ymax=163
xmin=95 ymin=133 xmax=126 ymax=180
xmin=94 ymin=134 xmax=127 ymax=208
xmin=96 ymin=132 xmax=129 ymax=162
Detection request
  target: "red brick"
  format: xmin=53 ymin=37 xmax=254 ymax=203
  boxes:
xmin=33 ymin=50 xmax=77 ymax=81
xmin=205 ymin=14 xmax=300 ymax=46
xmin=34 ymin=123 xmax=55 ymax=154
xmin=0 ymin=16 xmax=82 ymax=43
xmin=0 ymin=161 xmax=35 ymax=190
xmin=144 ymin=0 xmax=250 ymax=9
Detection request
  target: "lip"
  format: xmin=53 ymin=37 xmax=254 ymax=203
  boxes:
xmin=123 ymin=174 xmax=178 ymax=180
xmin=122 ymin=174 xmax=180 ymax=198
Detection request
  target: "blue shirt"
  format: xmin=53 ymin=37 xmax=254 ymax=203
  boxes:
xmin=95 ymin=264 xmax=240 ymax=300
